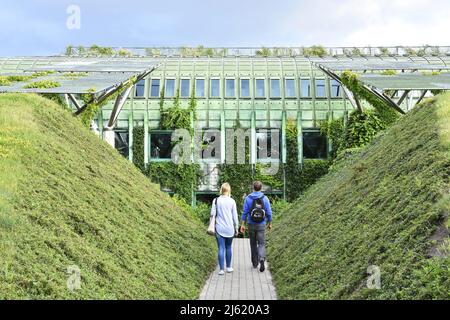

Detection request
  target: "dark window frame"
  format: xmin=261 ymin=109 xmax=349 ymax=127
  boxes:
xmin=149 ymin=130 xmax=174 ymax=161
xmin=302 ymin=129 xmax=328 ymax=159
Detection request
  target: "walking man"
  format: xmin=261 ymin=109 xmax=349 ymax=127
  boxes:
xmin=240 ymin=181 xmax=273 ymax=272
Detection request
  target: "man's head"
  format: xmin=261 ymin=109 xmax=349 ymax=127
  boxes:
xmin=253 ymin=181 xmax=263 ymax=192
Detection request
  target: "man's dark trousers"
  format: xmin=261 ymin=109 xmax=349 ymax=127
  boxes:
xmin=248 ymin=223 xmax=266 ymax=266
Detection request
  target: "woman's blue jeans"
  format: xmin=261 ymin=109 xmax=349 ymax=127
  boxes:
xmin=216 ymin=233 xmax=233 ymax=271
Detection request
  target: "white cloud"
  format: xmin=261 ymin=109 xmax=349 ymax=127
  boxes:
xmin=278 ymin=0 xmax=450 ymax=46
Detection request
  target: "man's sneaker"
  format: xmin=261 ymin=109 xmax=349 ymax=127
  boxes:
xmin=252 ymin=264 xmax=258 ymax=269
xmin=226 ymin=268 xmax=234 ymax=273
xmin=218 ymin=270 xmax=225 ymax=276
xmin=259 ymin=260 xmax=265 ymax=272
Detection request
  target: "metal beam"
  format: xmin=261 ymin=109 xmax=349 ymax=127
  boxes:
xmin=415 ymin=90 xmax=428 ymax=107
xmin=105 ymin=85 xmax=134 ymax=129
xmin=397 ymin=90 xmax=411 ymax=106
xmin=67 ymin=93 xmax=82 ymax=110
xmin=389 ymin=90 xmax=398 ymax=99
xmin=363 ymin=85 xmax=406 ymax=115
xmin=74 ymin=67 xmax=155 ymax=116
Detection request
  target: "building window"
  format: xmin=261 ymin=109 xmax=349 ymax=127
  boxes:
xmin=180 ymin=79 xmax=190 ymax=97
xmin=165 ymin=79 xmax=175 ymax=97
xmin=331 ymin=80 xmax=341 ymax=98
xmin=196 ymin=193 xmax=218 ymax=206
xmin=135 ymin=79 xmax=145 ymax=98
xmin=300 ymin=79 xmax=311 ymax=98
xmin=270 ymin=79 xmax=281 ymax=98
xmin=150 ymin=132 xmax=173 ymax=160
xmin=303 ymin=131 xmax=327 ymax=159
xmin=255 ymin=79 xmax=265 ymax=98
xmin=256 ymin=129 xmax=281 ymax=161
xmin=198 ymin=129 xmax=221 ymax=160
xmin=285 ymin=79 xmax=296 ymax=98
xmin=210 ymin=79 xmax=220 ymax=98
xmin=150 ymin=79 xmax=160 ymax=97
xmin=315 ymin=79 xmax=326 ymax=98
xmin=240 ymin=79 xmax=250 ymax=98
xmin=196 ymin=79 xmax=205 ymax=97
xmin=114 ymin=131 xmax=129 ymax=158
xmin=225 ymin=79 xmax=235 ymax=98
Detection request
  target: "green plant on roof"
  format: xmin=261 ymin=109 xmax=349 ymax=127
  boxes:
xmin=61 ymin=72 xmax=88 ymax=79
xmin=65 ymin=45 xmax=74 ymax=56
xmin=24 ymin=80 xmax=61 ymax=89
xmin=303 ymin=45 xmax=327 ymax=57
xmin=378 ymin=47 xmax=390 ymax=56
xmin=422 ymin=71 xmax=441 ymax=76
xmin=405 ymin=48 xmax=417 ymax=56
xmin=381 ymin=70 xmax=397 ymax=76
xmin=6 ymin=75 xmax=33 ymax=82
xmin=89 ymin=45 xmax=114 ymax=56
xmin=256 ymin=47 xmax=272 ymax=57
xmin=118 ymin=48 xmax=132 ymax=57
xmin=31 ymin=70 xmax=56 ymax=78
xmin=0 ymin=76 xmax=12 ymax=86
xmin=352 ymin=48 xmax=363 ymax=56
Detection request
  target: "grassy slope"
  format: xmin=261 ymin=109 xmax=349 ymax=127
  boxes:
xmin=0 ymin=94 xmax=216 ymax=299
xmin=269 ymin=94 xmax=450 ymax=300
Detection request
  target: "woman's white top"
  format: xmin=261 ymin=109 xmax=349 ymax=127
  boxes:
xmin=211 ymin=195 xmax=239 ymax=238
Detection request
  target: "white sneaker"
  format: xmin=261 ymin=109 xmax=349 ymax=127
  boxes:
xmin=218 ymin=270 xmax=225 ymax=276
xmin=226 ymin=268 xmax=234 ymax=273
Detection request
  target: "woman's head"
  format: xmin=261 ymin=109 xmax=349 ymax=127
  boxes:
xmin=220 ymin=183 xmax=231 ymax=196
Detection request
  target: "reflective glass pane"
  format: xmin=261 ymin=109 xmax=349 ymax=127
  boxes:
xmin=226 ymin=79 xmax=235 ymax=98
xmin=196 ymin=79 xmax=205 ymax=97
xmin=135 ymin=79 xmax=145 ymax=97
xmin=270 ymin=79 xmax=280 ymax=98
xmin=241 ymin=79 xmax=250 ymax=97
xmin=211 ymin=79 xmax=220 ymax=97
xmin=180 ymin=79 xmax=190 ymax=97
xmin=165 ymin=79 xmax=175 ymax=97
xmin=150 ymin=79 xmax=160 ymax=97
xmin=285 ymin=79 xmax=296 ymax=97
xmin=256 ymin=79 xmax=265 ymax=98
xmin=316 ymin=79 xmax=326 ymax=98
xmin=301 ymin=79 xmax=311 ymax=97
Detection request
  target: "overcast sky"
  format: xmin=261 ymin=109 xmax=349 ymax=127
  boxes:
xmin=0 ymin=0 xmax=449 ymax=56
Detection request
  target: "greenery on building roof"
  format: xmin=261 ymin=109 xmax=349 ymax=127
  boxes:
xmin=268 ymin=93 xmax=450 ymax=299
xmin=0 ymin=93 xmax=215 ymax=299
xmin=0 ymin=76 xmax=12 ymax=86
xmin=23 ymin=80 xmax=61 ymax=89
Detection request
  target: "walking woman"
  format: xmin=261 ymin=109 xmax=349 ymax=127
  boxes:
xmin=210 ymin=183 xmax=239 ymax=275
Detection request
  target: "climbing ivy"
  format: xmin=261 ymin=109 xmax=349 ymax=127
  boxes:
xmin=79 ymin=76 xmax=137 ymax=128
xmin=340 ymin=71 xmax=400 ymax=126
xmin=219 ymin=121 xmax=331 ymax=209
xmin=321 ymin=71 xmax=403 ymax=159
xmin=132 ymin=85 xmax=201 ymax=204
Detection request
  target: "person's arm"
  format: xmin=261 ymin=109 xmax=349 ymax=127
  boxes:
xmin=210 ymin=198 xmax=217 ymax=219
xmin=264 ymin=196 xmax=273 ymax=230
xmin=240 ymin=197 xmax=249 ymax=233
xmin=232 ymin=200 xmax=239 ymax=236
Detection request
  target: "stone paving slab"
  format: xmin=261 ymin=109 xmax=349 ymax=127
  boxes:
xmin=199 ymin=238 xmax=277 ymax=300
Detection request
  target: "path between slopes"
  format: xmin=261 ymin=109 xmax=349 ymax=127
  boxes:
xmin=199 ymin=238 xmax=277 ymax=300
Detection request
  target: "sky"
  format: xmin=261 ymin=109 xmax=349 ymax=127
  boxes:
xmin=0 ymin=0 xmax=449 ymax=56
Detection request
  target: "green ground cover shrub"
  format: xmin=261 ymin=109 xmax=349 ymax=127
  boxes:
xmin=268 ymin=93 xmax=450 ymax=299
xmin=0 ymin=93 xmax=215 ymax=299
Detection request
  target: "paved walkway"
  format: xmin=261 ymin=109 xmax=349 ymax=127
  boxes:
xmin=199 ymin=238 xmax=277 ymax=300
